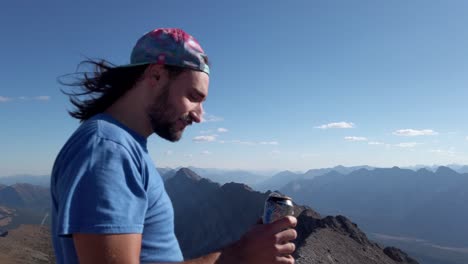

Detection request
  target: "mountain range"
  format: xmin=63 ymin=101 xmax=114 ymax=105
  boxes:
xmin=280 ymin=166 xmax=468 ymax=264
xmin=0 ymin=175 xmax=50 ymax=187
xmin=0 ymin=167 xmax=420 ymax=263
xmin=158 ymin=166 xmax=271 ymax=186
xmin=3 ymin=165 xmax=468 ymax=263
xmin=0 ymin=183 xmax=50 ymax=210
xmin=3 ymin=164 xmax=468 ymax=189
xmin=253 ymin=165 xmax=374 ymax=192
xmin=164 ymin=168 xmax=418 ymax=264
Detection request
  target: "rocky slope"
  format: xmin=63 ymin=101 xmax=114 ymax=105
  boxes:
xmin=293 ymin=209 xmax=418 ymax=264
xmin=0 ymin=224 xmax=54 ymax=264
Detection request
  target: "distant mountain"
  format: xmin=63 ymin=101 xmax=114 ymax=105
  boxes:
xmin=0 ymin=183 xmax=50 ymax=209
xmin=158 ymin=167 xmax=271 ymax=186
xmin=185 ymin=166 xmax=271 ymax=186
xmin=157 ymin=168 xmax=177 ymax=181
xmin=165 ymin=168 xmax=418 ymax=263
xmin=329 ymin=165 xmax=375 ymax=175
xmin=0 ymin=175 xmax=50 ymax=187
xmin=280 ymin=166 xmax=468 ymax=263
xmin=402 ymin=164 xmax=468 ymax=174
xmin=253 ymin=170 xmax=302 ymax=192
xmin=254 ymin=165 xmax=374 ymax=192
xmin=447 ymin=164 xmax=468 ymax=174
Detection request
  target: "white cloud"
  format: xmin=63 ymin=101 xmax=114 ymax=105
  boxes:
xmin=202 ymin=113 xmax=224 ymax=122
xmin=260 ymin=141 xmax=279 ymax=145
xmin=217 ymin=128 xmax=228 ymax=133
xmin=164 ymin=150 xmax=173 ymax=156
xmin=231 ymin=140 xmax=256 ymax=145
xmin=344 ymin=136 xmax=367 ymax=142
xmin=0 ymin=96 xmax=12 ymax=102
xmin=230 ymin=140 xmax=279 ymax=146
xmin=200 ymin=130 xmax=213 ymax=134
xmin=466 ymin=136 xmax=468 ymax=141
xmin=193 ymin=135 xmax=217 ymax=142
xmin=368 ymin=141 xmax=384 ymax=145
xmin=184 ymin=154 xmax=193 ymax=158
xmin=34 ymin=96 xmax=51 ymax=101
xmin=395 ymin=142 xmax=420 ymax=148
xmin=201 ymin=150 xmax=212 ymax=155
xmin=316 ymin=122 xmax=355 ymax=129
xmin=393 ymin=129 xmax=438 ymax=136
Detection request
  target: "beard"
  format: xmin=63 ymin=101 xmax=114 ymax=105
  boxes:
xmin=147 ymin=84 xmax=191 ymax=142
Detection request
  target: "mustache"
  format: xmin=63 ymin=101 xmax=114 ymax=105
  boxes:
xmin=180 ymin=114 xmax=193 ymax=125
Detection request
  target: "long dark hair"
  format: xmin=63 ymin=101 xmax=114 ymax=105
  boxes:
xmin=60 ymin=59 xmax=184 ymax=122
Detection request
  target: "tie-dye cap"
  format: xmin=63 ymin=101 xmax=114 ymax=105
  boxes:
xmin=121 ymin=28 xmax=210 ymax=75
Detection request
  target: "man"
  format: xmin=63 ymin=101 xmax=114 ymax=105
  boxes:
xmin=51 ymin=28 xmax=297 ymax=264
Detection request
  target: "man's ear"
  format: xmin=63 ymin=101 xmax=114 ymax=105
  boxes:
xmin=145 ymin=64 xmax=169 ymax=89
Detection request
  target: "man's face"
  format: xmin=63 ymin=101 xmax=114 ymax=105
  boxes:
xmin=148 ymin=70 xmax=209 ymax=142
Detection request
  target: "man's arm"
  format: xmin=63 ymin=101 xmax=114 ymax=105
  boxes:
xmin=74 ymin=233 xmax=142 ymax=264
xmin=74 ymin=233 xmax=221 ymax=264
xmin=73 ymin=216 xmax=297 ymax=264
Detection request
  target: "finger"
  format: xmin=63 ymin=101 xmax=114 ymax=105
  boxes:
xmin=275 ymin=242 xmax=296 ymax=255
xmin=275 ymin=229 xmax=297 ymax=243
xmin=269 ymin=216 xmax=297 ymax=234
xmin=275 ymin=254 xmax=295 ymax=264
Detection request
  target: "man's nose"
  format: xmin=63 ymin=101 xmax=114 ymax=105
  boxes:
xmin=190 ymin=103 xmax=204 ymax=123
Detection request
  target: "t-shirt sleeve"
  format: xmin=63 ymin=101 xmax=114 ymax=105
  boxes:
xmin=56 ymin=137 xmax=148 ymax=236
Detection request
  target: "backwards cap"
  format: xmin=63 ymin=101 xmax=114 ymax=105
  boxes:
xmin=121 ymin=28 xmax=210 ymax=75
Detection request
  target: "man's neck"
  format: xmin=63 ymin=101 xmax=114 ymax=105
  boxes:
xmin=105 ymin=100 xmax=152 ymax=138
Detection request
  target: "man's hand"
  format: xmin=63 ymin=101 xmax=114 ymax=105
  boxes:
xmin=219 ymin=216 xmax=298 ymax=264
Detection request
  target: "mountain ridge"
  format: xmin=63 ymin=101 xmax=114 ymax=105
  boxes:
xmin=280 ymin=166 xmax=468 ymax=250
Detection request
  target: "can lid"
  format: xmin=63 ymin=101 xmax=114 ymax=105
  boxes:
xmin=268 ymin=192 xmax=293 ymax=201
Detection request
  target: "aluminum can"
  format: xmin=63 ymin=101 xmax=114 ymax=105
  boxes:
xmin=262 ymin=192 xmax=294 ymax=224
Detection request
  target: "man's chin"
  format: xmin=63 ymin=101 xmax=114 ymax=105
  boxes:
xmin=157 ymin=130 xmax=183 ymax=142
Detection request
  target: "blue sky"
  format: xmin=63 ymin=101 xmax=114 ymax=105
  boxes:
xmin=1 ymin=0 xmax=468 ymax=176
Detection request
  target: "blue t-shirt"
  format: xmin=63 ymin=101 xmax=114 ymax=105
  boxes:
xmin=50 ymin=113 xmax=183 ymax=263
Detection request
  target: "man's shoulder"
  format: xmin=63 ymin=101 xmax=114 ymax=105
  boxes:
xmin=52 ymin=115 xmax=149 ymax=185
xmin=54 ymin=116 xmax=136 ymax=166
xmin=73 ymin=114 xmax=141 ymax=149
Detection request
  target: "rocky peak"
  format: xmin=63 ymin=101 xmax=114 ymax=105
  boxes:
xmin=173 ymin=168 xmax=203 ymax=182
